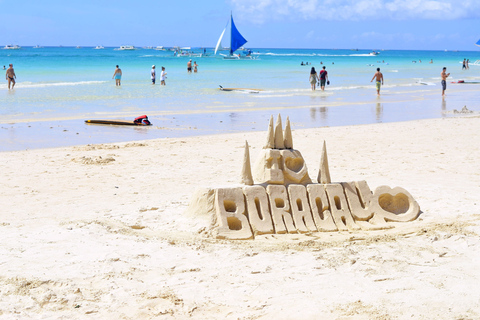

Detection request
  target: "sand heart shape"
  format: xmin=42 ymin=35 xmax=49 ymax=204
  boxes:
xmin=371 ymin=186 xmax=420 ymax=222
xmin=378 ymin=193 xmax=409 ymax=214
xmin=284 ymin=156 xmax=305 ymax=172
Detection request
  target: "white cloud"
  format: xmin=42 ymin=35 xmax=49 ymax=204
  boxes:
xmin=230 ymin=0 xmax=480 ymax=23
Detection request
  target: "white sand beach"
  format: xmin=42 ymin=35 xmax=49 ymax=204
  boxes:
xmin=1 ymin=115 xmax=480 ymax=319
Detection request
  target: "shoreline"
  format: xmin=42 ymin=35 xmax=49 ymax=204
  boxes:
xmin=2 ymin=90 xmax=478 ymax=152
xmin=1 ymin=116 xmax=480 ymax=318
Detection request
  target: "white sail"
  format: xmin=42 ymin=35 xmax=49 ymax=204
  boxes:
xmin=215 ymin=28 xmax=226 ymax=55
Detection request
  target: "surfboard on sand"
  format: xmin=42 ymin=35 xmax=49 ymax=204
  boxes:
xmin=85 ymin=120 xmax=151 ymax=126
xmin=219 ymin=85 xmax=262 ymax=93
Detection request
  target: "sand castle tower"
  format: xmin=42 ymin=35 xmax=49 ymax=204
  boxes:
xmin=252 ymin=115 xmax=312 ymax=185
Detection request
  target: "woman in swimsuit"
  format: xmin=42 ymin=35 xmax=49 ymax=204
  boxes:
xmin=309 ymin=67 xmax=318 ymax=91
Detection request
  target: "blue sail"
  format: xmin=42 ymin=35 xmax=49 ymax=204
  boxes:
xmin=476 ymin=38 xmax=480 ymax=47
xmin=230 ymin=15 xmax=247 ymax=54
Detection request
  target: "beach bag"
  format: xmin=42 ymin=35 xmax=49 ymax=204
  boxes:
xmin=327 ymin=81 xmax=330 ymax=85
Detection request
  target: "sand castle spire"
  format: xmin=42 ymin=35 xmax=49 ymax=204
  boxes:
xmin=241 ymin=141 xmax=254 ymax=185
xmin=317 ymin=140 xmax=331 ymax=184
xmin=264 ymin=115 xmax=275 ymax=149
xmin=284 ymin=116 xmax=293 ymax=149
xmin=274 ymin=114 xmax=285 ymax=149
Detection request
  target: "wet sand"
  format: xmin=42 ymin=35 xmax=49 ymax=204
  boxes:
xmin=2 ymin=83 xmax=479 ymax=151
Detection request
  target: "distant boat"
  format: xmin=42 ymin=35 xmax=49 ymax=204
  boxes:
xmin=215 ymin=13 xmax=254 ymax=59
xmin=33 ymin=45 xmax=43 ymax=49
xmin=94 ymin=45 xmax=105 ymax=49
xmin=114 ymin=45 xmax=136 ymax=51
xmin=76 ymin=46 xmax=81 ymax=49
xmin=369 ymin=51 xmax=379 ymax=56
xmin=173 ymin=47 xmax=203 ymax=57
xmin=155 ymin=46 xmax=165 ymax=51
xmin=3 ymin=44 xmax=21 ymax=50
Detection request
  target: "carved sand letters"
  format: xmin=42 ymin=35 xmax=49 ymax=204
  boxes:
xmin=189 ymin=115 xmax=421 ymax=240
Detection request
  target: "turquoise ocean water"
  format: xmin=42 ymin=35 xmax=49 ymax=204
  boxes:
xmin=1 ymin=47 xmax=480 ymax=151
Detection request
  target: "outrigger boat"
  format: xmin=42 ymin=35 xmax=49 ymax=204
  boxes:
xmin=3 ymin=44 xmax=21 ymax=50
xmin=114 ymin=45 xmax=136 ymax=51
xmin=215 ymin=13 xmax=255 ymax=59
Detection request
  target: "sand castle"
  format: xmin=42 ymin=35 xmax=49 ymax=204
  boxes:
xmin=189 ymin=115 xmax=420 ymax=240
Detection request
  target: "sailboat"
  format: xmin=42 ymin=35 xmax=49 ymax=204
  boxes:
xmin=476 ymin=38 xmax=480 ymax=47
xmin=215 ymin=14 xmax=254 ymax=59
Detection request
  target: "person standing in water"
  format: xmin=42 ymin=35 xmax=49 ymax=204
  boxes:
xmin=441 ymin=67 xmax=450 ymax=96
xmin=194 ymin=61 xmax=198 ymax=73
xmin=113 ymin=65 xmax=122 ymax=86
xmin=151 ymin=65 xmax=156 ymax=84
xmin=319 ymin=66 xmax=328 ymax=91
xmin=309 ymin=67 xmax=318 ymax=91
xmin=6 ymin=64 xmax=16 ymax=89
xmin=370 ymin=67 xmax=384 ymax=96
xmin=160 ymin=67 xmax=167 ymax=85
xmin=187 ymin=59 xmax=192 ymax=73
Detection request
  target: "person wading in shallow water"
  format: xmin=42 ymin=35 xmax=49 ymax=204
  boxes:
xmin=370 ymin=67 xmax=384 ymax=96
xmin=113 ymin=65 xmax=122 ymax=86
xmin=6 ymin=64 xmax=16 ymax=89
xmin=309 ymin=67 xmax=318 ymax=91
xmin=441 ymin=67 xmax=450 ymax=96
xmin=319 ymin=66 xmax=329 ymax=91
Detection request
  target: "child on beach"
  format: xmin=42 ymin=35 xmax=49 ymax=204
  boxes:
xmin=151 ymin=65 xmax=156 ymax=84
xmin=160 ymin=67 xmax=167 ymax=85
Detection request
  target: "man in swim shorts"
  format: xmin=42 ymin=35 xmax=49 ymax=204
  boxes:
xmin=151 ymin=65 xmax=156 ymax=84
xmin=113 ymin=65 xmax=122 ymax=86
xmin=441 ymin=67 xmax=450 ymax=96
xmin=319 ymin=66 xmax=328 ymax=91
xmin=370 ymin=67 xmax=384 ymax=96
xmin=187 ymin=59 xmax=192 ymax=73
xmin=5 ymin=64 xmax=16 ymax=89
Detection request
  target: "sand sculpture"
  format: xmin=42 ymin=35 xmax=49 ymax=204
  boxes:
xmin=188 ymin=115 xmax=420 ymax=240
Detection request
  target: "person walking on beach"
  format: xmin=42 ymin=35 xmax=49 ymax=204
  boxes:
xmin=113 ymin=65 xmax=122 ymax=86
xmin=441 ymin=67 xmax=450 ymax=96
xmin=370 ymin=68 xmax=384 ymax=96
xmin=160 ymin=67 xmax=167 ymax=85
xmin=319 ymin=66 xmax=328 ymax=91
xmin=462 ymin=59 xmax=466 ymax=70
xmin=187 ymin=59 xmax=192 ymax=73
xmin=151 ymin=65 xmax=156 ymax=84
xmin=194 ymin=61 xmax=198 ymax=73
xmin=309 ymin=67 xmax=318 ymax=91
xmin=5 ymin=64 xmax=16 ymax=89
xmin=467 ymin=59 xmax=470 ymax=70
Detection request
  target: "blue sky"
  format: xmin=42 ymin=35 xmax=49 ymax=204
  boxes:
xmin=1 ymin=0 xmax=479 ymax=50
